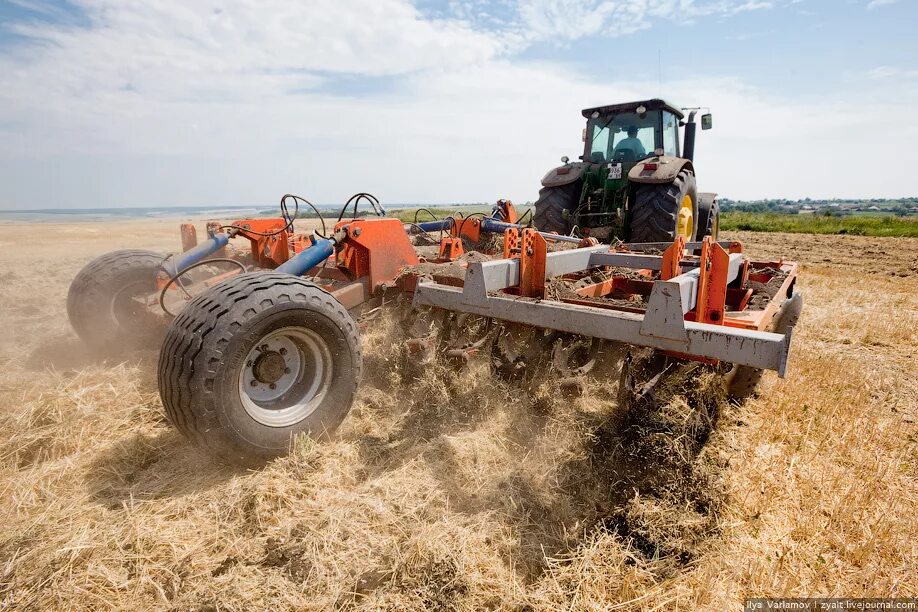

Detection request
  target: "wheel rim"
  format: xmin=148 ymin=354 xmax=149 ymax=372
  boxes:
xmin=676 ymin=195 xmax=694 ymax=240
xmin=238 ymin=326 xmax=333 ymax=428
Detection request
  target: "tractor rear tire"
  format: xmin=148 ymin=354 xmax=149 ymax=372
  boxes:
xmin=158 ymin=272 xmax=361 ymax=466
xmin=67 ymin=249 xmax=165 ymax=352
xmin=534 ymin=182 xmax=579 ymax=234
xmin=628 ymin=170 xmax=697 ymax=243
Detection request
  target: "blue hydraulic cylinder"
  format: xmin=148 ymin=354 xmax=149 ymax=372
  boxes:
xmin=276 ymin=237 xmax=335 ymax=276
xmin=411 ymin=217 xmax=582 ymax=245
xmin=414 ymin=220 xmax=452 ymax=232
xmin=479 ymin=218 xmax=582 ymax=244
xmin=164 ymin=232 xmax=231 ymax=276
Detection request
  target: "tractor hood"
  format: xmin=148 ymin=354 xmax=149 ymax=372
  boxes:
xmin=540 ymin=162 xmax=587 ymax=188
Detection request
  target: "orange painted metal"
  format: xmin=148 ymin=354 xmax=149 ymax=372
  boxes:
xmin=330 ymin=278 xmax=372 ymax=310
xmin=572 ymin=277 xmax=653 ymax=299
xmin=451 ymin=217 xmax=482 ymax=243
xmin=503 ymin=227 xmax=520 ymax=259
xmin=695 ymin=237 xmax=730 ymax=325
xmin=721 ymin=262 xmax=797 ymax=331
xmin=180 ymin=224 xmax=198 ymax=252
xmin=496 ymin=199 xmax=519 ymax=224
xmin=226 ymin=218 xmax=291 ymax=269
xmin=518 ymin=228 xmax=547 ymax=298
xmin=660 ymin=235 xmax=685 ymax=280
xmin=290 ymin=234 xmax=313 ymax=254
xmin=334 ymin=217 xmax=419 ymax=292
xmin=438 ymin=236 xmax=464 ymax=261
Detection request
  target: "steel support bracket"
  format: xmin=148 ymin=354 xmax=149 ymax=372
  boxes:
xmin=519 ymin=229 xmax=547 ymax=298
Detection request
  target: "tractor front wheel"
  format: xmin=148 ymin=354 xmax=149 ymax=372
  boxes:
xmin=67 ymin=249 xmax=165 ymax=352
xmin=628 ymin=170 xmax=698 ymax=243
xmin=158 ymin=272 xmax=361 ymax=466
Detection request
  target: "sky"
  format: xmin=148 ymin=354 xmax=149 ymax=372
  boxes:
xmin=0 ymin=0 xmax=916 ymax=209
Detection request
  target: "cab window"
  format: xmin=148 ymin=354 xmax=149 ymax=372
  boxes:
xmin=588 ymin=112 xmax=655 ymax=163
xmin=662 ymin=111 xmax=679 ymax=157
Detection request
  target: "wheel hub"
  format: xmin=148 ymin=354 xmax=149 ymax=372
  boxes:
xmin=238 ymin=327 xmax=332 ymax=427
xmin=252 ymin=351 xmax=287 ymax=384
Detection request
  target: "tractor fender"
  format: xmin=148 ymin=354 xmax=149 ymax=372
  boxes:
xmin=541 ymin=162 xmax=586 ymax=188
xmin=628 ymin=155 xmax=694 ymax=184
xmin=698 ymin=192 xmax=717 ymax=207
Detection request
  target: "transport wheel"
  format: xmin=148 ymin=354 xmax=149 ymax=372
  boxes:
xmin=629 ymin=169 xmax=697 ymax=243
xmin=158 ymin=272 xmax=361 ymax=466
xmin=695 ymin=195 xmax=720 ymax=241
xmin=67 ymin=249 xmax=165 ymax=351
xmin=534 ymin=182 xmax=579 ymax=234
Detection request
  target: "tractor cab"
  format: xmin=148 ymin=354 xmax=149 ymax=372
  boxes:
xmin=581 ymin=99 xmax=685 ymax=165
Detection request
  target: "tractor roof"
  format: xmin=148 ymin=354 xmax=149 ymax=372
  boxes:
xmin=581 ymin=99 xmax=684 ymax=120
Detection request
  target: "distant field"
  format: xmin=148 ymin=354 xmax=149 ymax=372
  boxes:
xmin=721 ymin=211 xmax=918 ymax=237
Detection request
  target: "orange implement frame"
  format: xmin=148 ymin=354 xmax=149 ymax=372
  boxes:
xmin=518 ymin=228 xmax=547 ymax=298
xmin=495 ymin=199 xmax=519 ymax=224
xmin=334 ymin=217 xmax=420 ymax=292
xmin=180 ymin=224 xmax=198 ymax=252
xmin=695 ymin=237 xmax=729 ymax=325
xmin=438 ymin=236 xmax=464 ymax=261
xmin=503 ymin=227 xmax=520 ymax=259
xmin=661 ymin=236 xmax=685 ymax=280
xmin=228 ymin=218 xmax=291 ymax=269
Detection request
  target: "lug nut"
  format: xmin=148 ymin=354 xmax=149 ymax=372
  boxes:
xmin=279 ymin=347 xmax=287 ymax=356
xmin=260 ymin=344 xmax=268 ymax=352
xmin=246 ymin=360 xmax=253 ymax=367
xmin=269 ymin=383 xmax=277 ymax=390
xmin=250 ymin=380 xmax=258 ymax=387
xmin=284 ymin=367 xmax=290 ymax=374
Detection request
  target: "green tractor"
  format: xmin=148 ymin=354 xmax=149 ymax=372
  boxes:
xmin=534 ymin=99 xmax=719 ymax=243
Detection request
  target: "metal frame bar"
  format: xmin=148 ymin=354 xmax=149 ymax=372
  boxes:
xmin=413 ymin=283 xmax=793 ymax=375
xmin=411 ymin=240 xmax=795 ymax=376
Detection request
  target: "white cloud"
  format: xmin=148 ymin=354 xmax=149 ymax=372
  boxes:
xmin=513 ymin=0 xmax=778 ymax=42
xmin=867 ymin=66 xmax=918 ymax=79
xmin=867 ymin=0 xmax=900 ymax=8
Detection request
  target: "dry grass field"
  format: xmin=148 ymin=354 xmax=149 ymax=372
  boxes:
xmin=0 ymin=219 xmax=916 ymax=610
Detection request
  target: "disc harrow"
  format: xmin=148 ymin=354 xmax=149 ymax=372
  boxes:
xmin=67 ymin=196 xmax=802 ymax=465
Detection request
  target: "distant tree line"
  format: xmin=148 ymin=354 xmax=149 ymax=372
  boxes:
xmin=719 ymin=197 xmax=918 ymax=216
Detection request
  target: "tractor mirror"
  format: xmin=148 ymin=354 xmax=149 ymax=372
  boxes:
xmin=701 ymin=113 xmax=713 ymax=130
